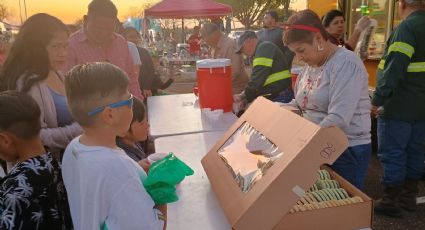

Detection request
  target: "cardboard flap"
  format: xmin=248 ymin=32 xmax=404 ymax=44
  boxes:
xmin=201 ymin=97 xmax=349 ymax=230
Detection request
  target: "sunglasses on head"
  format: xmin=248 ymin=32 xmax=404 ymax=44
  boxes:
xmin=87 ymin=94 xmax=134 ymax=116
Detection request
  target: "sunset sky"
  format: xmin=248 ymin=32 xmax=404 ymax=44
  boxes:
xmin=4 ymin=0 xmax=154 ymax=25
xmin=4 ymin=0 xmax=308 ymax=25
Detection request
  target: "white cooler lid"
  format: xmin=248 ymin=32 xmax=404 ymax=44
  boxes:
xmin=196 ymin=58 xmax=231 ymax=69
xmin=177 ymin=43 xmax=189 ymax=48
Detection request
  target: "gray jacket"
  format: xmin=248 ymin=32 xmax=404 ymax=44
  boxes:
xmin=289 ymin=48 xmax=371 ymax=146
xmin=18 ymin=74 xmax=82 ymax=152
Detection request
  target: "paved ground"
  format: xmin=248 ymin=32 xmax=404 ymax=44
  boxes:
xmin=365 ymin=155 xmax=425 ymax=230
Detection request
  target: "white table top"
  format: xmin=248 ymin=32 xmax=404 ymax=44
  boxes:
xmin=154 ymin=132 xmax=230 ymax=230
xmin=148 ymin=94 xmax=237 ymax=139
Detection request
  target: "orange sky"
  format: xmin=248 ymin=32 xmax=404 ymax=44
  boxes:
xmin=4 ymin=0 xmax=153 ymax=25
xmin=4 ymin=0 xmax=308 ymax=25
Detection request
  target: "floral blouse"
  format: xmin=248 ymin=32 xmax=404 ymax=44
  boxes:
xmin=0 ymin=153 xmax=72 ymax=230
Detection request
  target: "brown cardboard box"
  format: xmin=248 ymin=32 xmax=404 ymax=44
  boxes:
xmin=277 ymin=165 xmax=373 ymax=229
xmin=201 ymin=97 xmax=373 ymax=230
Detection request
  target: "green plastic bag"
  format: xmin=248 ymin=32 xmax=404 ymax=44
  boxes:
xmin=143 ymin=153 xmax=194 ymax=205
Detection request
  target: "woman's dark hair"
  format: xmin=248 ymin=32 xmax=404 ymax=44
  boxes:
xmin=283 ymin=9 xmax=328 ymax=45
xmin=322 ymin=10 xmax=344 ymax=28
xmin=0 ymin=90 xmax=41 ymax=139
xmin=138 ymin=47 xmax=157 ymax=92
xmin=131 ymin=97 xmax=146 ymax=124
xmin=0 ymin=13 xmax=68 ymax=92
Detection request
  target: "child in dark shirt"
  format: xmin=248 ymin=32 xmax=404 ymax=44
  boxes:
xmin=0 ymin=91 xmax=72 ymax=230
xmin=117 ymin=98 xmax=151 ymax=171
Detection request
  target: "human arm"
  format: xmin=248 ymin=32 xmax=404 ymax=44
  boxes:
xmin=138 ymin=159 xmax=151 ymax=173
xmin=225 ymin=39 xmax=243 ymax=81
xmin=244 ymin=65 xmax=272 ymax=103
xmin=138 ymin=47 xmax=156 ymax=91
xmin=245 ymin=44 xmax=291 ymax=103
xmin=124 ymin=44 xmax=144 ymax=100
xmin=159 ymin=79 xmax=174 ymax=90
xmin=346 ymin=16 xmax=371 ymax=51
xmin=154 ymin=64 xmax=175 ymax=91
xmin=320 ymin=57 xmax=367 ymax=128
xmin=371 ymin=25 xmax=415 ymax=107
xmin=244 ymin=45 xmax=275 ymax=102
xmin=40 ymin=123 xmax=83 ymax=150
xmin=128 ymin=43 xmax=145 ymax=96
xmin=27 ymin=85 xmax=82 ymax=150
xmin=371 ymin=105 xmax=380 ymax=118
xmin=187 ymin=34 xmax=195 ymax=43
xmin=155 ymin=204 xmax=167 ymax=230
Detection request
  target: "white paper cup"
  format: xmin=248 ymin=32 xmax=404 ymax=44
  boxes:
xmin=147 ymin=152 xmax=169 ymax=164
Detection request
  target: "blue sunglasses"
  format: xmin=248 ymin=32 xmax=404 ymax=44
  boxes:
xmin=87 ymin=94 xmax=134 ymax=116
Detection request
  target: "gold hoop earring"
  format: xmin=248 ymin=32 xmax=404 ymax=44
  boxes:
xmin=317 ymin=44 xmax=324 ymax=51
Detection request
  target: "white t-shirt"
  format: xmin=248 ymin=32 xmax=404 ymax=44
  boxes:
xmin=0 ymin=165 xmax=5 ymax=178
xmin=62 ymin=136 xmax=164 ymax=230
xmin=127 ymin=41 xmax=142 ymax=65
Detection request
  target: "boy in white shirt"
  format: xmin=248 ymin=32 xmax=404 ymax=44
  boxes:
xmin=62 ymin=62 xmax=166 ymax=230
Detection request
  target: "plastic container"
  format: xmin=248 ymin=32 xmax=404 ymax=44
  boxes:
xmin=355 ymin=18 xmax=378 ymax=60
xmin=147 ymin=152 xmax=169 ymax=164
xmin=196 ymin=59 xmax=233 ymax=112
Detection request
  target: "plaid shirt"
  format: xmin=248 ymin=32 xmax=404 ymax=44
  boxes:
xmin=65 ymin=29 xmax=143 ymax=99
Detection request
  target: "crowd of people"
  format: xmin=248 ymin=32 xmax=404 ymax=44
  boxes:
xmin=0 ymin=0 xmax=424 ymax=229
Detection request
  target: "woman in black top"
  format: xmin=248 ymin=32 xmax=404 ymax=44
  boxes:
xmin=122 ymin=27 xmax=175 ymax=96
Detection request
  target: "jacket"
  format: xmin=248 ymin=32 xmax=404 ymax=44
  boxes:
xmin=244 ymin=41 xmax=291 ymax=103
xmin=372 ymin=10 xmax=425 ymax=121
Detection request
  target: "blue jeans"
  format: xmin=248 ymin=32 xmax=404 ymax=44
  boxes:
xmin=273 ymin=88 xmax=294 ymax=103
xmin=378 ymin=118 xmax=425 ymax=186
xmin=331 ymin=143 xmax=372 ymax=190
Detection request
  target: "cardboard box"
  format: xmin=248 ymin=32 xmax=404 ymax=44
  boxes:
xmin=201 ymin=97 xmax=373 ymax=230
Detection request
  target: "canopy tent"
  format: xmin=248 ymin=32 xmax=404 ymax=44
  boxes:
xmin=145 ymin=0 xmax=232 ymax=19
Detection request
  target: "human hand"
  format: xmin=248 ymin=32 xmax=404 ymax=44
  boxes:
xmin=136 ymin=93 xmax=145 ymax=101
xmin=371 ymin=105 xmax=381 ymax=118
xmin=233 ymin=93 xmax=246 ymax=103
xmin=138 ymin=159 xmax=151 ymax=173
xmin=143 ymin=90 xmax=152 ymax=97
xmin=233 ymin=93 xmax=248 ymax=114
xmin=168 ymin=66 xmax=176 ymax=80
xmin=355 ymin=16 xmax=371 ymax=32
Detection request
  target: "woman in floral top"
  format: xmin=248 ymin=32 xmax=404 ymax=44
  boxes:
xmin=283 ymin=10 xmax=371 ymax=190
xmin=0 ymin=91 xmax=72 ymax=230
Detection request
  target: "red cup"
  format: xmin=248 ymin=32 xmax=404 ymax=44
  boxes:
xmin=193 ymin=86 xmax=199 ymax=97
xmin=291 ymin=73 xmax=298 ymax=90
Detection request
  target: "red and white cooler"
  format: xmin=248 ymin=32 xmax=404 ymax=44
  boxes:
xmin=196 ymin=59 xmax=233 ymax=112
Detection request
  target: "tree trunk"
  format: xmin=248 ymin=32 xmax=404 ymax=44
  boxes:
xmin=283 ymin=1 xmax=291 ymax=21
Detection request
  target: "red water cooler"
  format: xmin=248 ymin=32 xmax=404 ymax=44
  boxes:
xmin=196 ymin=59 xmax=233 ymax=112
